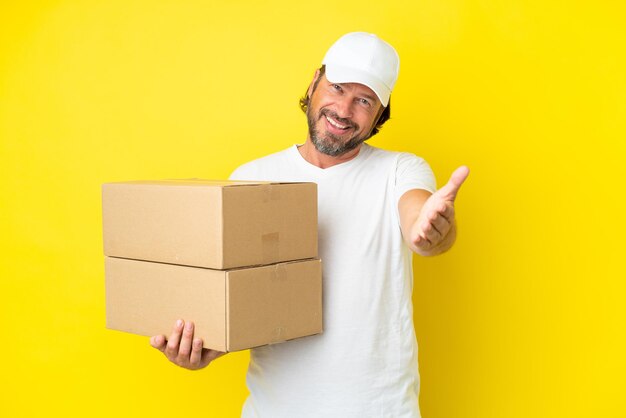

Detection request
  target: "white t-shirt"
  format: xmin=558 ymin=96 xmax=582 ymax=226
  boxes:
xmin=229 ymin=143 xmax=437 ymax=418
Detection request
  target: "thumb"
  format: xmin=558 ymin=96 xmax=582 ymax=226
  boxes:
xmin=437 ymin=165 xmax=470 ymax=201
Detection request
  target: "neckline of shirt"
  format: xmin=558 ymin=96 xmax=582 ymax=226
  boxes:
xmin=290 ymin=143 xmax=372 ymax=176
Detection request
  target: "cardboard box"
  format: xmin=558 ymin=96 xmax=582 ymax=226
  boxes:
xmin=102 ymin=180 xmax=318 ymax=269
xmin=105 ymin=256 xmax=323 ymax=352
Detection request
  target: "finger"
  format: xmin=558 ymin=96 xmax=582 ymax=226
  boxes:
xmin=429 ymin=212 xmax=451 ymax=237
xmin=437 ymin=165 xmax=469 ymax=202
xmin=189 ymin=338 xmax=204 ymax=367
xmin=177 ymin=321 xmax=195 ymax=362
xmin=422 ymin=198 xmax=453 ymax=225
xmin=433 ymin=201 xmax=454 ymax=221
xmin=203 ymin=349 xmax=227 ymax=367
xmin=165 ymin=319 xmax=184 ymax=359
xmin=419 ymin=200 xmax=449 ymax=225
xmin=150 ymin=335 xmax=167 ymax=352
xmin=414 ymin=233 xmax=432 ymax=249
xmin=421 ymin=220 xmax=442 ymax=244
xmin=449 ymin=165 xmax=470 ymax=190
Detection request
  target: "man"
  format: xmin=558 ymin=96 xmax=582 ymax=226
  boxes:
xmin=151 ymin=32 xmax=469 ymax=417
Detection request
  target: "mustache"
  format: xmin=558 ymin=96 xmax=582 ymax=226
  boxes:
xmin=320 ymin=109 xmax=357 ymax=130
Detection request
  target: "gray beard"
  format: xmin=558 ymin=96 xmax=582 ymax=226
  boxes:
xmin=307 ymin=108 xmax=368 ymax=157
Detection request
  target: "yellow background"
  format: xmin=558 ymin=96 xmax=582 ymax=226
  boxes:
xmin=1 ymin=1 xmax=624 ymax=417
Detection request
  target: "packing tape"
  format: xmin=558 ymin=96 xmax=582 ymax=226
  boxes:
xmin=260 ymin=184 xmax=271 ymax=203
xmin=271 ymin=326 xmax=285 ymax=342
xmin=269 ymin=184 xmax=281 ymax=201
xmin=262 ymin=232 xmax=279 ymax=264
xmin=259 ymin=184 xmax=282 ymax=203
xmin=276 ymin=263 xmax=287 ymax=281
xmin=269 ymin=262 xmax=287 ymax=281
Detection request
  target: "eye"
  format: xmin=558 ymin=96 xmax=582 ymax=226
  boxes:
xmin=331 ymin=84 xmax=342 ymax=92
xmin=358 ymin=98 xmax=371 ymax=107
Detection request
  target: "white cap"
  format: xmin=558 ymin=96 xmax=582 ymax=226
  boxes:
xmin=322 ymin=32 xmax=399 ymax=107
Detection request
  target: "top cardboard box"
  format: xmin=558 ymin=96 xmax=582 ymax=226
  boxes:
xmin=102 ymin=180 xmax=318 ymax=269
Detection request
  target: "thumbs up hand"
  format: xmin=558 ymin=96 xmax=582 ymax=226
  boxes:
xmin=411 ymin=166 xmax=469 ymax=254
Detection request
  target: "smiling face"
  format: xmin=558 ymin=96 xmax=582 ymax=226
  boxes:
xmin=306 ymin=73 xmax=384 ymax=157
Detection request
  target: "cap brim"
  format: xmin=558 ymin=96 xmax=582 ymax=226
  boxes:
xmin=325 ymin=65 xmax=391 ymax=107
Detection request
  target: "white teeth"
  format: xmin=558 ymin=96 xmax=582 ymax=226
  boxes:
xmin=326 ymin=115 xmax=348 ymax=129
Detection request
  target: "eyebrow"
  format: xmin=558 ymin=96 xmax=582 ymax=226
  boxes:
xmin=337 ymin=82 xmax=378 ymax=103
xmin=330 ymin=80 xmax=379 ymax=105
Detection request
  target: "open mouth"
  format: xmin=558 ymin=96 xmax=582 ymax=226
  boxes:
xmin=324 ymin=114 xmax=352 ymax=133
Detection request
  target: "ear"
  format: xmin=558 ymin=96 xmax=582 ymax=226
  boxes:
xmin=306 ymin=69 xmax=322 ymax=98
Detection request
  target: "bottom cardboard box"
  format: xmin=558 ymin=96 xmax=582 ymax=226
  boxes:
xmin=105 ymin=256 xmax=322 ymax=352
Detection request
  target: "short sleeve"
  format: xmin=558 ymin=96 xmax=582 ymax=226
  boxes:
xmin=228 ymin=165 xmax=247 ymax=181
xmin=394 ymin=153 xmax=437 ymax=204
xmin=228 ymin=161 xmax=263 ymax=181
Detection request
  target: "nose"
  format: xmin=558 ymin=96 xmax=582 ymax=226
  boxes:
xmin=334 ymin=95 xmax=353 ymax=119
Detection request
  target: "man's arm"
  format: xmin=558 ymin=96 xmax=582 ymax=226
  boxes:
xmin=398 ymin=166 xmax=469 ymax=257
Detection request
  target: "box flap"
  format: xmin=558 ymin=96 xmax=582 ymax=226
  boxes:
xmin=103 ymin=179 xmax=309 ymax=187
